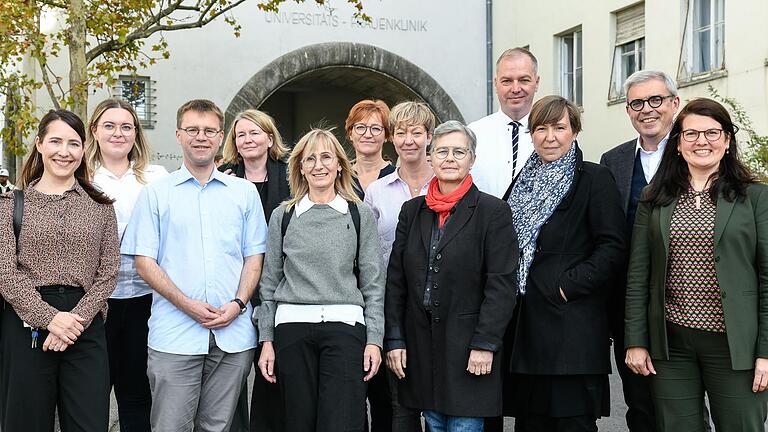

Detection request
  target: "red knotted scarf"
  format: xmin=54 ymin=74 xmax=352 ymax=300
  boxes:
xmin=425 ymin=174 xmax=473 ymax=228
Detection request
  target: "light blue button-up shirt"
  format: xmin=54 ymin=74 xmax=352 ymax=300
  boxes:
xmin=121 ymin=164 xmax=267 ymax=355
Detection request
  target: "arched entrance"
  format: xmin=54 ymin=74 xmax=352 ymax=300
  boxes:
xmin=225 ymin=42 xmax=464 ymax=156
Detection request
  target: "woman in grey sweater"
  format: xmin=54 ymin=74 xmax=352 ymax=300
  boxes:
xmin=254 ymin=128 xmax=385 ymax=432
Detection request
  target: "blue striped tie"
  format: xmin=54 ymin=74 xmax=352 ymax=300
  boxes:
xmin=509 ymin=121 xmax=521 ymax=174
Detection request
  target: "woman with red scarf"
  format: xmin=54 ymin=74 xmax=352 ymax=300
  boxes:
xmin=384 ymin=120 xmax=519 ymax=431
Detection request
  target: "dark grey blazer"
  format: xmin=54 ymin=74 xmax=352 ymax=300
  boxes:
xmin=599 ymin=138 xmax=637 ymax=215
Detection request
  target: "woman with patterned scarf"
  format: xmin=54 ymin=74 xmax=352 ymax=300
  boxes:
xmin=502 ymin=96 xmax=627 ymax=432
xmin=385 ymin=120 xmax=519 ymax=432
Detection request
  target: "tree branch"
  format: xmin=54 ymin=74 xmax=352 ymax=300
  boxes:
xmin=36 ymin=59 xmax=62 ymax=110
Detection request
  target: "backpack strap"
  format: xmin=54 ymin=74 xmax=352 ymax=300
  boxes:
xmin=280 ymin=205 xmax=295 ymax=260
xmin=12 ymin=189 xmax=23 ymax=250
xmin=348 ymin=202 xmax=361 ymax=279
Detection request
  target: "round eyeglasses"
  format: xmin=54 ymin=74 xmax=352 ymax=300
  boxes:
xmin=302 ymin=152 xmax=337 ymax=170
xmin=627 ymin=95 xmax=675 ymax=112
xmin=432 ymin=147 xmax=471 ymax=160
xmin=99 ymin=122 xmax=135 ymax=135
xmin=352 ymin=123 xmax=385 ymax=137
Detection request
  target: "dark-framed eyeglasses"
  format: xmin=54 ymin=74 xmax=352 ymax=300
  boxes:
xmin=99 ymin=122 xmax=135 ymax=135
xmin=180 ymin=127 xmax=221 ymax=138
xmin=679 ymin=128 xmax=724 ymax=142
xmin=352 ymin=123 xmax=385 ymax=137
xmin=301 ymin=152 xmax=337 ymax=170
xmin=432 ymin=147 xmax=471 ymax=160
xmin=627 ymin=95 xmax=675 ymax=112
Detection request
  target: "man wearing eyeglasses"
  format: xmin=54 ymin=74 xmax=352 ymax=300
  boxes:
xmin=599 ymin=70 xmax=680 ymax=432
xmin=468 ymin=47 xmax=540 ymax=198
xmin=122 ymin=99 xmax=268 ymax=431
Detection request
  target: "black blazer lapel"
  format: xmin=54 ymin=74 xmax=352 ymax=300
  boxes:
xmin=616 ymin=141 xmax=637 ymax=213
xmin=419 ymin=200 xmax=433 ymax=253
xmin=659 ymin=199 xmax=676 ymax=254
xmin=436 ymin=186 xmax=479 ymax=253
xmin=266 ymin=157 xmax=280 ymax=203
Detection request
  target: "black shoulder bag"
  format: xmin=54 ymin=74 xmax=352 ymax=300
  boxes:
xmin=1 ymin=190 xmax=24 ymax=327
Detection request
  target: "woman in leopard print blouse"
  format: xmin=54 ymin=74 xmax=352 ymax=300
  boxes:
xmin=0 ymin=109 xmax=120 ymax=432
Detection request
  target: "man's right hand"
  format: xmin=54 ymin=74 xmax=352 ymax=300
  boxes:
xmin=182 ymin=298 xmax=222 ymax=324
xmin=626 ymin=347 xmax=656 ymax=376
xmin=46 ymin=312 xmax=85 ymax=344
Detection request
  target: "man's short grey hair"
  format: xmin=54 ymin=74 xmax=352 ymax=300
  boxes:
xmin=432 ymin=120 xmax=477 ymax=154
xmin=623 ymin=70 xmax=678 ymax=97
xmin=496 ymin=47 xmax=539 ymax=75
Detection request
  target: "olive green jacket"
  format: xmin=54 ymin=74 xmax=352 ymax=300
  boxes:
xmin=625 ymin=183 xmax=768 ymax=370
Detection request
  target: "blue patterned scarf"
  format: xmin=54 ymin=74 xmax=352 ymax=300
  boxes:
xmin=508 ymin=143 xmax=577 ymax=294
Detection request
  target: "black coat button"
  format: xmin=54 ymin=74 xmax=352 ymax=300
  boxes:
xmin=436 ymin=253 xmax=442 ymax=260
xmin=433 ymin=267 xmax=440 ymax=273
xmin=434 ymin=317 xmax=441 ymax=323
xmin=434 ymin=301 xmax=440 ymax=307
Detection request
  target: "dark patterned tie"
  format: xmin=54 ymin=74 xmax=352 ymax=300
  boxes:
xmin=509 ymin=121 xmax=521 ymax=174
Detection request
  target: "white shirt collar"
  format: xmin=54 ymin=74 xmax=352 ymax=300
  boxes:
xmin=496 ymin=109 xmax=530 ymax=128
xmin=635 ymin=133 xmax=670 ymax=155
xmin=295 ymin=194 xmax=349 ymax=217
xmin=94 ymin=162 xmax=136 ymax=180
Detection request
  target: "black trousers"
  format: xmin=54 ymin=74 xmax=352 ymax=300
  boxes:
xmin=229 ymin=344 xmax=284 ymax=432
xmin=105 ymin=294 xmax=152 ymax=432
xmin=514 ymin=414 xmax=597 ymax=432
xmin=611 ymin=332 xmax=657 ymax=432
xmin=275 ymin=322 xmax=367 ymax=432
xmin=0 ymin=286 xmax=109 ymax=432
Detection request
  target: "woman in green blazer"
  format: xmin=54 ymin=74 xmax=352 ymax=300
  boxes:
xmin=624 ymin=98 xmax=768 ymax=431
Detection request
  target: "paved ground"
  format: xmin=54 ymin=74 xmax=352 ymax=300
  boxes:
xmin=60 ymin=354 xmax=768 ymax=431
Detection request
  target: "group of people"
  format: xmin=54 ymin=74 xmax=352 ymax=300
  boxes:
xmin=0 ymin=45 xmax=765 ymax=432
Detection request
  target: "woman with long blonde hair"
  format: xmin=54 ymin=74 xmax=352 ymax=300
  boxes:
xmin=86 ymin=98 xmax=167 ymax=432
xmin=255 ymin=128 xmax=385 ymax=432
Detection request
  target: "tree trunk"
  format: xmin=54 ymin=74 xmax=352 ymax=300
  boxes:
xmin=67 ymin=0 xmax=88 ymax=121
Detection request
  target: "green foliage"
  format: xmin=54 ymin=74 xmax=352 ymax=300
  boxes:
xmin=0 ymin=0 xmax=369 ymax=159
xmin=707 ymin=85 xmax=768 ymax=181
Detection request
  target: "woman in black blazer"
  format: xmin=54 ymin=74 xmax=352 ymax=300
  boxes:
xmin=503 ymin=96 xmax=626 ymax=431
xmin=219 ymin=108 xmax=290 ymax=432
xmin=385 ymin=120 xmax=519 ymax=432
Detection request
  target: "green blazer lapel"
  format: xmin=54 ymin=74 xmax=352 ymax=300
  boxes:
xmin=714 ymin=194 xmax=736 ymax=247
xmin=659 ymin=199 xmax=676 ymax=253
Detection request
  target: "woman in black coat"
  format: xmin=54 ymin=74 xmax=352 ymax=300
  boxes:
xmin=503 ymin=96 xmax=626 ymax=431
xmin=219 ymin=108 xmax=291 ymax=432
xmin=385 ymin=120 xmax=518 ymax=432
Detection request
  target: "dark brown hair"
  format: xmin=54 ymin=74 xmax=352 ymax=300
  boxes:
xmin=528 ymin=95 xmax=582 ymax=134
xmin=19 ymin=109 xmax=113 ymax=205
xmin=643 ymin=98 xmax=755 ymax=207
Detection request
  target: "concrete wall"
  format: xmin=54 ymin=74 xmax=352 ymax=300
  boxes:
xmin=493 ymin=0 xmax=768 ymax=162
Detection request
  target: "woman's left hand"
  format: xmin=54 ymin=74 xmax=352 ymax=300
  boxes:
xmin=42 ymin=333 xmax=70 ymax=352
xmin=363 ymin=344 xmax=381 ymax=382
xmin=467 ymin=349 xmax=493 ymax=375
xmin=752 ymin=358 xmax=768 ymax=392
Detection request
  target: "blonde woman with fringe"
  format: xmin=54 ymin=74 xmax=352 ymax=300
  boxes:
xmin=220 ymin=109 xmax=291 ymax=222
xmin=86 ymin=98 xmax=167 ymax=432
xmin=255 ymin=128 xmax=385 ymax=432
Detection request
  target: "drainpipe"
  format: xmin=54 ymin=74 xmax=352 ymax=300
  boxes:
xmin=485 ymin=0 xmax=494 ymax=115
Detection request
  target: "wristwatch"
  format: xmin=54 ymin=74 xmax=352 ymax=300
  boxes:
xmin=232 ymin=298 xmax=247 ymax=315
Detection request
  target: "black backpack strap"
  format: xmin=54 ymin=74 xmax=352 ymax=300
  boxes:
xmin=349 ymin=202 xmax=361 ymax=278
xmin=280 ymin=205 xmax=295 ymax=260
xmin=12 ymin=189 xmax=23 ymax=250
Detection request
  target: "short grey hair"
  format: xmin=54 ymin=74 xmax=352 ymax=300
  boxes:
xmin=623 ymin=70 xmax=678 ymax=97
xmin=432 ymin=120 xmax=477 ymax=154
xmin=496 ymin=47 xmax=539 ymax=75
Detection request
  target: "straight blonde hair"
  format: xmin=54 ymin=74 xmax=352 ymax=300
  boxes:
xmin=222 ymin=109 xmax=288 ymax=164
xmin=284 ymin=128 xmax=360 ymax=210
xmin=85 ymin=98 xmax=151 ymax=184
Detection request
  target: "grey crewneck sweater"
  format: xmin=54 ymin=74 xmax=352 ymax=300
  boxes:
xmin=255 ymin=201 xmax=385 ymax=346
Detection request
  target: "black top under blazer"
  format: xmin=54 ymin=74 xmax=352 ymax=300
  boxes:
xmin=219 ymin=157 xmax=290 ymax=220
xmin=385 ymin=184 xmax=519 ymax=417
xmin=505 ymin=147 xmax=627 ymax=376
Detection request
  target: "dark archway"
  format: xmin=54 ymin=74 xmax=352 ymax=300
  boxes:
xmin=225 ymin=42 xmax=464 ymax=149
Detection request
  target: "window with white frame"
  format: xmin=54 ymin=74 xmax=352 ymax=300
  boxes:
xmin=609 ymin=4 xmax=645 ymax=101
xmin=116 ymin=75 xmax=156 ymax=128
xmin=678 ymin=0 xmax=725 ymax=81
xmin=560 ymin=28 xmax=583 ymax=106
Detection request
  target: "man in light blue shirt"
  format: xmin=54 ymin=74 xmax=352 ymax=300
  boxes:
xmin=122 ymin=99 xmax=267 ymax=432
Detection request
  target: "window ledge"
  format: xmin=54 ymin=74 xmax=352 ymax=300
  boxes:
xmin=607 ymin=96 xmax=626 ymax=107
xmin=677 ymin=69 xmax=728 ymax=89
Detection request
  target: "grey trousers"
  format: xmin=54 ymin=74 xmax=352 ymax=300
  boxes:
xmin=147 ymin=334 xmax=255 ymax=432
